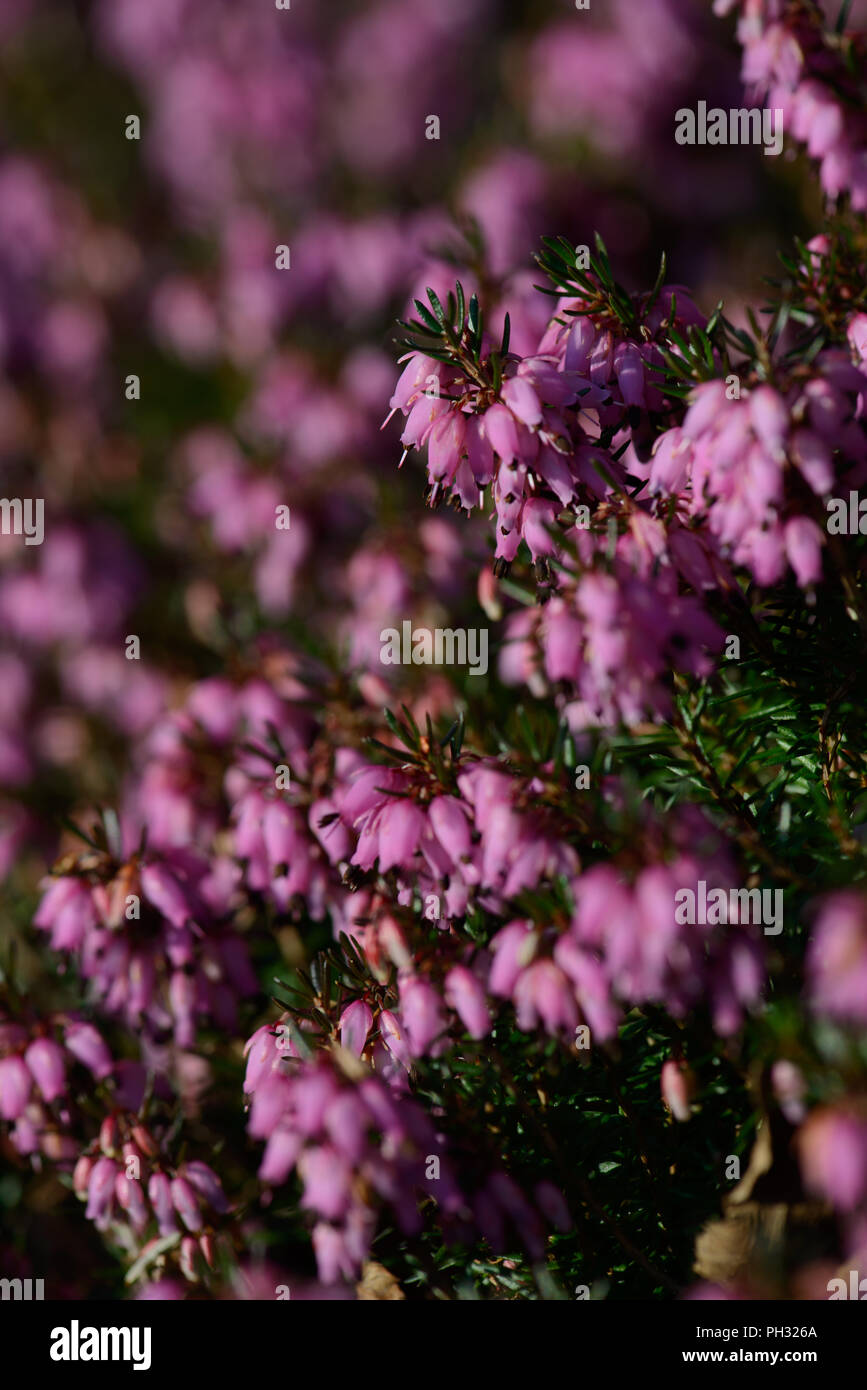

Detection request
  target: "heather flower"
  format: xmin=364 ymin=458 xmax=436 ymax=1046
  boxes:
xmin=443 ymin=965 xmax=491 ymax=1040
xmin=243 ymin=1049 xmax=464 ymax=1280
xmin=514 ymin=960 xmax=579 ymax=1036
xmin=500 ymin=543 xmax=723 ymax=730
xmin=807 ymin=893 xmax=867 ymax=1025
xmin=527 ymin=0 xmax=718 ymax=158
xmin=23 ymin=1038 xmax=66 ymax=1103
xmin=232 ymin=783 xmax=333 ymax=916
xmin=0 ymin=523 xmax=143 ymax=648
xmin=660 ymin=1059 xmax=694 ymax=1122
xmin=0 ymin=1011 xmax=116 ymax=1161
xmin=848 ymin=312 xmax=867 ymax=366
xmin=647 ymin=359 xmax=867 ymax=589
xmin=798 ymin=1106 xmax=867 ymax=1211
xmin=242 ymin=1040 xmax=571 ymax=1284
xmin=148 ymin=1172 xmax=177 ymax=1236
xmin=171 ymin=1176 xmax=205 ymax=1233
xmin=388 ymin=334 xmax=603 ymax=565
xmin=75 ymin=1111 xmax=231 ymax=1279
xmin=339 ymin=1000 xmax=374 ymax=1058
xmin=720 ymin=0 xmax=867 ymax=209
xmin=771 ymin=1060 xmax=807 ymax=1125
xmin=34 ymin=837 xmax=256 ymax=1046
xmin=396 ymin=975 xmax=447 ymax=1057
xmin=0 ymin=1055 xmax=31 ymax=1120
xmin=86 ymin=1156 xmax=120 ymax=1230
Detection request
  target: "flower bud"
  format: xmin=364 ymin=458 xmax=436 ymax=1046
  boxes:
xmin=171 ymin=1175 xmax=204 ymax=1232
xmin=339 ymin=999 xmax=373 ymax=1058
xmin=131 ymin=1124 xmax=160 ymax=1158
xmin=799 ymin=1106 xmax=867 ymax=1211
xmin=86 ymin=1157 xmax=119 ymax=1227
xmin=179 ymin=1235 xmax=201 ymax=1282
xmin=64 ymin=1022 xmax=113 ymax=1080
xmin=181 ymin=1161 xmax=228 ymax=1214
xmin=24 ymin=1038 xmax=66 ymax=1103
xmin=73 ymin=1152 xmax=95 ymax=1199
xmin=661 ymin=1059 xmax=694 ymax=1122
xmin=0 ymin=1055 xmax=32 ymax=1121
xmin=99 ymin=1114 xmax=119 ymax=1156
xmin=148 ymin=1171 xmax=177 ymax=1235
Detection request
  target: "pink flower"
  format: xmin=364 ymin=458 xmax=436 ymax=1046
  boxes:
xmin=799 ymin=1107 xmax=867 ymax=1211
xmin=260 ymin=1129 xmax=302 ymax=1186
xmin=808 ymin=893 xmax=867 ymax=1025
xmin=292 ymin=1070 xmax=340 ymax=1136
xmin=312 ymin=1222 xmax=357 ymax=1285
xmin=33 ymin=877 xmax=96 ymax=950
xmin=445 ymin=965 xmax=491 ymax=1039
xmin=376 ymin=799 xmax=425 ymax=873
xmin=243 ymin=1024 xmax=281 ymax=1094
xmin=339 ymin=1000 xmax=373 ymax=1058
xmin=501 ymin=375 xmax=542 ymax=427
xmin=171 ymin=1176 xmax=204 ymax=1232
xmin=139 ymin=862 xmax=193 ymax=929
xmin=483 ymin=403 xmax=521 ymax=462
xmin=784 ymin=517 xmax=822 ymax=587
xmin=324 ymin=1093 xmax=369 ymax=1164
xmin=24 ymin=1038 xmax=66 ymax=1102
xmin=64 ymin=1021 xmax=113 ymax=1080
xmin=399 ymin=977 xmax=447 ymax=1056
xmin=298 ymin=1146 xmax=353 ymax=1222
xmin=148 ymin=1172 xmax=178 ymax=1236
xmin=0 ymin=1055 xmax=31 ymax=1120
xmin=377 ymin=1009 xmax=413 ymax=1072
xmin=660 ymin=1059 xmax=693 ymax=1122
xmin=182 ymin=1161 xmax=229 ymax=1215
xmin=86 ymin=1157 xmax=120 ymax=1229
xmin=847 ymin=313 xmax=867 ymax=366
xmin=614 ymin=342 xmax=645 ymax=408
xmin=115 ymin=1172 xmax=148 ymax=1231
xmin=771 ymin=1061 xmax=807 ymax=1126
xmin=489 ymin=921 xmax=537 ymax=997
xmin=513 ymin=960 xmax=578 ymax=1035
xmin=428 ymin=796 xmax=472 ymax=863
xmin=649 ymin=427 xmax=692 ymax=495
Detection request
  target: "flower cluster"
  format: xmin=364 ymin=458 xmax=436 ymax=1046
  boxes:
xmin=243 ymin=1024 xmax=570 ymax=1283
xmin=500 ymin=534 xmax=723 ymax=727
xmin=648 ymin=362 xmax=867 ymax=588
xmin=34 ymin=838 xmax=256 ymax=1048
xmin=0 ymin=1009 xmax=112 ymax=1161
xmin=717 ymin=0 xmax=867 ymax=208
xmin=73 ymin=1111 xmax=232 ymax=1284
